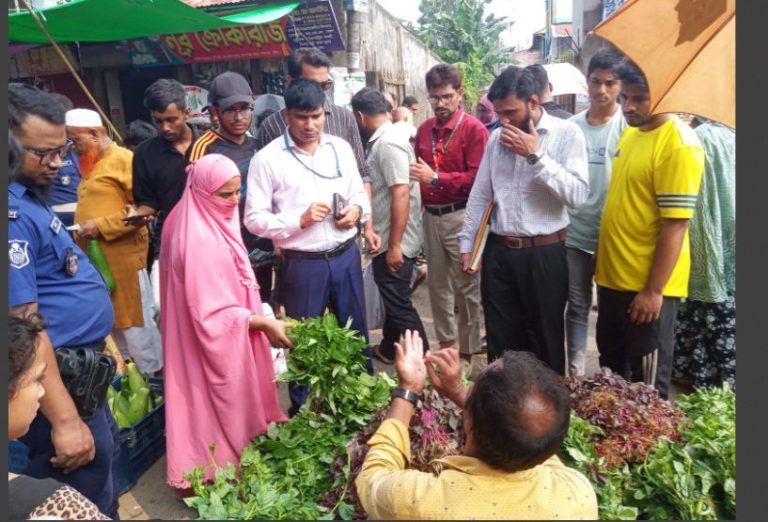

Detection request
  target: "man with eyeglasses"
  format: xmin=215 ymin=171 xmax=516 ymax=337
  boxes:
xmin=410 ymin=64 xmax=489 ymax=365
xmin=8 ymin=83 xmax=121 ymax=518
xmin=564 ymin=48 xmax=627 ymax=378
xmin=188 ymin=72 xmax=275 ymax=305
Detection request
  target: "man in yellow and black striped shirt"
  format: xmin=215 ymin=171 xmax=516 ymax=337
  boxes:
xmin=189 ymin=72 xmax=274 ymax=303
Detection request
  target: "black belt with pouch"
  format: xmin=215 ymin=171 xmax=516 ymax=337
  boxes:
xmin=55 ymin=340 xmax=116 ymax=420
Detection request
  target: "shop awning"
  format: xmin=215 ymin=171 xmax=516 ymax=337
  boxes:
xmin=9 ymin=0 xmax=301 ymax=44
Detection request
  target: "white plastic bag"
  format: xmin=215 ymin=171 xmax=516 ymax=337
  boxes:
xmin=262 ymin=303 xmax=288 ymax=376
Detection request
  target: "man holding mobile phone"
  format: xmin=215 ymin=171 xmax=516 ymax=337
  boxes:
xmin=244 ymin=80 xmax=372 ymax=416
xmin=458 ymin=66 xmax=589 ymax=375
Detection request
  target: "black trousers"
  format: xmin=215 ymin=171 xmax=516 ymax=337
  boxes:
xmin=372 ymin=253 xmax=430 ymax=360
xmin=596 ymin=286 xmax=680 ymax=399
xmin=481 ymin=239 xmax=568 ymax=375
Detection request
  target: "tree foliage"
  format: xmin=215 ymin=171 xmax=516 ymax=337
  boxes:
xmin=414 ymin=0 xmax=515 ymax=106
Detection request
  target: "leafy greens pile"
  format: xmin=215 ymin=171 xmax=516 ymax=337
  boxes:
xmin=559 ymin=374 xmax=736 ymax=520
xmin=183 ymin=315 xmax=395 ymax=520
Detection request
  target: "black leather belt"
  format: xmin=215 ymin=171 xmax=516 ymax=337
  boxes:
xmin=424 ymin=201 xmax=467 ymax=216
xmin=282 ymin=237 xmax=356 ymax=261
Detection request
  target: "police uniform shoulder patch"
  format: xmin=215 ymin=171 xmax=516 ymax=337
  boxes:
xmin=50 ymin=216 xmax=62 ymax=234
xmin=8 ymin=207 xmax=19 ymax=220
xmin=9 ymin=240 xmax=30 ymax=269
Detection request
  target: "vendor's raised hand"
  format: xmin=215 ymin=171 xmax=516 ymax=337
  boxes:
xmin=334 ymin=204 xmax=361 ymax=230
xmin=394 ymin=330 xmax=427 ymax=395
xmin=300 ymin=203 xmax=332 ymax=229
xmin=425 ymin=348 xmax=468 ymax=407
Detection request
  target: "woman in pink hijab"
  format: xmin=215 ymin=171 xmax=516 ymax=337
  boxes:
xmin=476 ymin=92 xmax=500 ymax=132
xmin=159 ymin=154 xmax=292 ymax=490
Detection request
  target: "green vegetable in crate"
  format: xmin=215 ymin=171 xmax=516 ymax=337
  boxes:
xmin=153 ymin=394 xmax=164 ymax=407
xmin=87 ymin=239 xmax=116 ymax=294
xmin=126 ymin=362 xmax=146 ymax=394
xmin=115 ymin=408 xmax=132 ymax=429
xmin=116 ymin=392 xmax=130 ymax=416
xmin=127 ymin=387 xmax=150 ymax=425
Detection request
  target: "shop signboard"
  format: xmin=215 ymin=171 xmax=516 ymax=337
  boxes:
xmin=9 ymin=44 xmax=76 ymax=79
xmin=127 ymin=0 xmax=344 ymax=67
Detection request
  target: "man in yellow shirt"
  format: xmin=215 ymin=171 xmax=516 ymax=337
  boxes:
xmin=356 ymin=331 xmax=597 ymax=520
xmin=594 ymin=59 xmax=704 ymax=399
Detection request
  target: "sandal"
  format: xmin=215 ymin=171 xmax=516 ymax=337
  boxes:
xmin=372 ymin=344 xmax=395 ymax=365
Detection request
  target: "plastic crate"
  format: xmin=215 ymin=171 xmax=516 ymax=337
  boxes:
xmin=112 ymin=377 xmax=166 ymax=494
xmin=9 ymin=439 xmax=30 ymax=473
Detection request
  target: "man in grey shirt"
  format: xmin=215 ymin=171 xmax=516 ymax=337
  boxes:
xmin=255 ymin=49 xmax=370 ymax=181
xmin=351 ymin=88 xmax=428 ymax=363
xmin=459 ymin=66 xmax=589 ymax=375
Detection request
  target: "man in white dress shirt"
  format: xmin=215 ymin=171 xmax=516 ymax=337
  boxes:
xmin=458 ymin=66 xmax=589 ymax=375
xmin=244 ymin=79 xmax=372 ymax=415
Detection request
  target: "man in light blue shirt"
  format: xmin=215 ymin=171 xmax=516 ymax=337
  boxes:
xmin=565 ymin=48 xmax=627 ymax=377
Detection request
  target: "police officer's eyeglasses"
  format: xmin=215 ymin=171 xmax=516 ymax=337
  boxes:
xmin=221 ymin=105 xmax=254 ymax=119
xmin=25 ymin=139 xmax=73 ymax=165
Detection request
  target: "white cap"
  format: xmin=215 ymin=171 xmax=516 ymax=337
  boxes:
xmin=65 ymin=108 xmax=103 ymax=127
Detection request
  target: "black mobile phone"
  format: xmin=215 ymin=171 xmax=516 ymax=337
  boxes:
xmin=122 ymin=215 xmax=146 ymax=224
xmin=332 ymin=193 xmax=348 ymax=220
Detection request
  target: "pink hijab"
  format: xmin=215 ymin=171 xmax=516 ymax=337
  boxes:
xmin=477 ymin=93 xmax=499 ymax=126
xmin=169 ymin=154 xmax=255 ymax=289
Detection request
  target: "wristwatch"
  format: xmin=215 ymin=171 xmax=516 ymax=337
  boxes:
xmin=526 ymin=149 xmax=544 ymax=165
xmin=430 ymin=170 xmax=440 ymax=187
xmin=391 ymin=387 xmax=422 ymax=407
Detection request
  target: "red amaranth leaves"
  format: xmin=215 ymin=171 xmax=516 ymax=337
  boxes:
xmin=564 ymin=372 xmax=686 ymax=469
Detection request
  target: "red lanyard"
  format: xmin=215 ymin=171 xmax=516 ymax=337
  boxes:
xmin=431 ymin=111 xmax=465 ymax=170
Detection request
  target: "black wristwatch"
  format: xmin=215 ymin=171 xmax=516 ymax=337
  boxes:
xmin=391 ymin=387 xmax=422 ymax=407
xmin=526 ymin=149 xmax=544 ymax=165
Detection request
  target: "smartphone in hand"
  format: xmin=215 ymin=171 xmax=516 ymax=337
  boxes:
xmin=332 ymin=193 xmax=348 ymax=220
xmin=122 ymin=215 xmax=146 ymax=224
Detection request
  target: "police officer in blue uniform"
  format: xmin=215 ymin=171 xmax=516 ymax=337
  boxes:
xmin=9 ymin=83 xmax=120 ymax=518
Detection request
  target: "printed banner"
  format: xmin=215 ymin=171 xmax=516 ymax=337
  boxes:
xmin=127 ymin=0 xmax=343 ymax=67
xmin=159 ymin=20 xmax=292 ymax=64
xmin=285 ymin=0 xmax=345 ymax=52
xmin=603 ymin=0 xmax=628 ymax=20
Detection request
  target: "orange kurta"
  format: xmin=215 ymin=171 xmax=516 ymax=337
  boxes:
xmin=75 ymin=143 xmax=148 ymax=329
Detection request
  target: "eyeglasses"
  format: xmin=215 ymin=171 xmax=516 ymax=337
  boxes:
xmin=319 ymin=79 xmax=334 ymax=91
xmin=428 ymin=92 xmax=458 ymax=105
xmin=24 ymin=139 xmax=73 ymax=165
xmin=221 ymin=105 xmax=254 ymax=119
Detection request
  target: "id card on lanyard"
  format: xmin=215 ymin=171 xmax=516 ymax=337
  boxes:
xmin=431 ymin=111 xmax=466 ymax=170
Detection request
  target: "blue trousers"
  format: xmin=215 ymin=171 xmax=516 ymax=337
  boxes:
xmin=20 ymin=403 xmax=121 ymax=518
xmin=280 ymin=243 xmax=372 ymax=415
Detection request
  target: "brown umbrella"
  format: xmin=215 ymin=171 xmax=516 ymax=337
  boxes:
xmin=593 ymin=0 xmax=735 ymax=128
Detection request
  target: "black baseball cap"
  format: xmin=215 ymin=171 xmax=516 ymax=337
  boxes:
xmin=209 ymin=72 xmax=253 ymax=110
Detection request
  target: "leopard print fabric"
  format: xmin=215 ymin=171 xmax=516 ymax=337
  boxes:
xmin=28 ymin=485 xmax=110 ymax=520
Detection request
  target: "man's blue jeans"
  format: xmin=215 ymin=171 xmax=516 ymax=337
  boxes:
xmin=565 ymin=247 xmax=594 ymax=377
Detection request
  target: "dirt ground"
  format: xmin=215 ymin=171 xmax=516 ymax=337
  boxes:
xmin=117 ymin=281 xmax=607 ymax=519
